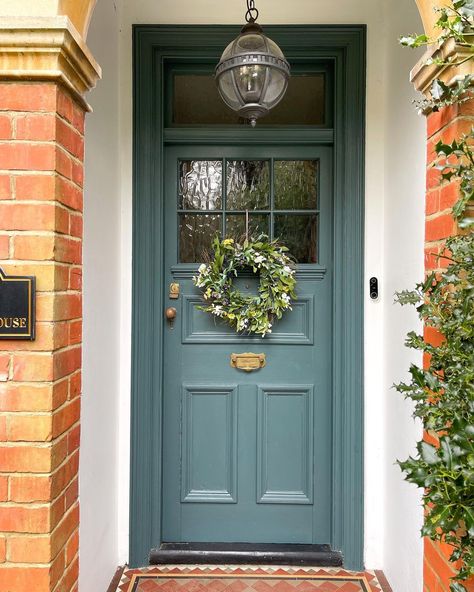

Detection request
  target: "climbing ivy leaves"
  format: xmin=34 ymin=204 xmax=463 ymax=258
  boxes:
xmin=395 ymin=233 xmax=474 ymax=591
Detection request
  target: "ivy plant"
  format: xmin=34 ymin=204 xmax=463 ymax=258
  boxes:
xmin=395 ymin=233 xmax=474 ymax=592
xmin=398 ymin=2 xmax=474 ymax=591
xmin=401 ymin=0 xmax=474 ymax=114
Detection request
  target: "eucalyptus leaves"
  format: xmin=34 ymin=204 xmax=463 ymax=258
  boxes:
xmin=193 ymin=235 xmax=296 ymax=337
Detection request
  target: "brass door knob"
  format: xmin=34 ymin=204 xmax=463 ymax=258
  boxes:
xmin=165 ymin=307 xmax=177 ymax=321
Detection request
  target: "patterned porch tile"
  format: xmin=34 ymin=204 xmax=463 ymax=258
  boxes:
xmin=117 ymin=565 xmax=388 ymax=592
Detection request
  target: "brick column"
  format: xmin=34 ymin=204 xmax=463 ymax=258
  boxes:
xmin=0 ymin=19 xmax=99 ymax=592
xmin=413 ymin=45 xmax=474 ymax=592
xmin=423 ymin=100 xmax=474 ymax=592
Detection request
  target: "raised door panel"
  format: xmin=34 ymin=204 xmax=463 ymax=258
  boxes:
xmin=257 ymin=386 xmax=314 ymax=504
xmin=181 ymin=385 xmax=238 ymax=503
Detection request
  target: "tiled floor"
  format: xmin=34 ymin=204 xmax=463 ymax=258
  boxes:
xmin=116 ymin=565 xmax=390 ymax=592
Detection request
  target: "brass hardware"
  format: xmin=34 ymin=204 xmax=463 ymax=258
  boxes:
xmin=165 ymin=307 xmax=177 ymax=327
xmin=230 ymin=352 xmax=266 ymax=372
xmin=169 ymin=283 xmax=180 ymax=299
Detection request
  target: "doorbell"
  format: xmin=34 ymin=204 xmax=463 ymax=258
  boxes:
xmin=369 ymin=277 xmax=379 ymax=300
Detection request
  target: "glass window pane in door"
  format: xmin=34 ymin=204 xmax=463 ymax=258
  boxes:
xmin=274 ymin=161 xmax=318 ymax=210
xmin=179 ymin=160 xmax=222 ymax=210
xmin=225 ymin=214 xmax=269 ymax=241
xmin=179 ymin=214 xmax=221 ymax=263
xmin=274 ymin=214 xmax=318 ymax=263
xmin=226 ymin=161 xmax=270 ymax=210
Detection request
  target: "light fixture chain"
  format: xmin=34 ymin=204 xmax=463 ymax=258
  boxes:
xmin=245 ymin=0 xmax=259 ymax=23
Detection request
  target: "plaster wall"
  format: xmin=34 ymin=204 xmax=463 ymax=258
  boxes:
xmin=80 ymin=1 xmax=426 ymax=590
xmin=79 ymin=1 xmax=121 ymax=591
xmin=382 ymin=2 xmax=425 ymax=590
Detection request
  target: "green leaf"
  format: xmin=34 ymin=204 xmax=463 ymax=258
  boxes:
xmin=431 ymin=79 xmax=449 ymax=101
xmin=464 ymin=507 xmax=474 ymax=537
xmin=400 ymin=34 xmax=428 ymax=47
xmin=420 ymin=441 xmax=439 ymax=465
xmin=450 ymin=582 xmax=467 ymax=592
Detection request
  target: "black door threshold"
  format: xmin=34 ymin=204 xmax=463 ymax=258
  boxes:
xmin=149 ymin=542 xmax=343 ymax=567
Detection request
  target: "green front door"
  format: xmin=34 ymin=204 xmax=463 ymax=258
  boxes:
xmin=131 ymin=25 xmax=365 ymax=568
xmin=162 ymin=144 xmax=333 ymax=543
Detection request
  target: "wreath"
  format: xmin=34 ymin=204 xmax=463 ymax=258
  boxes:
xmin=193 ymin=235 xmax=296 ymax=337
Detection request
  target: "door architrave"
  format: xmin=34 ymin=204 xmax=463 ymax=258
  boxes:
xmin=131 ymin=24 xmax=366 ymax=569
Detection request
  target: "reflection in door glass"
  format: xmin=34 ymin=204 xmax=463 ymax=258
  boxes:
xmin=274 ymin=214 xmax=318 ymax=263
xmin=274 ymin=161 xmax=318 ymax=210
xmin=226 ymin=161 xmax=270 ymax=210
xmin=179 ymin=161 xmax=223 ymax=210
xmin=226 ymin=214 xmax=269 ymax=241
xmin=179 ymin=214 xmax=221 ymax=263
xmin=177 ymin=160 xmax=321 ymax=263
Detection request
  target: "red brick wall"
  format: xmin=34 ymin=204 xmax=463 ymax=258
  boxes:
xmin=0 ymin=82 xmax=84 ymax=592
xmin=424 ymin=100 xmax=474 ymax=592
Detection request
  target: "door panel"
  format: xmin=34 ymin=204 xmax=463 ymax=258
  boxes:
xmin=257 ymin=386 xmax=314 ymax=504
xmin=181 ymin=385 xmax=238 ymax=503
xmin=162 ymin=145 xmax=333 ymax=544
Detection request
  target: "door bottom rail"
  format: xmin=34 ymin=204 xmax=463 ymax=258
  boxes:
xmin=149 ymin=542 xmax=343 ymax=566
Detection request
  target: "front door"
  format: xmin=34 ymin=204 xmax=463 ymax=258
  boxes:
xmin=162 ymin=145 xmax=333 ymax=544
xmin=132 ymin=25 xmax=365 ymax=568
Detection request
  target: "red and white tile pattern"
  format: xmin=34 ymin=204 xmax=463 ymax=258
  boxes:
xmin=116 ymin=565 xmax=389 ymax=592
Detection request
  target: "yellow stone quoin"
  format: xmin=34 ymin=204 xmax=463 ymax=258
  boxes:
xmin=0 ymin=0 xmax=101 ymax=109
xmin=0 ymin=0 xmax=98 ymax=39
xmin=415 ymin=0 xmax=452 ymax=39
xmin=0 ymin=16 xmax=101 ymax=110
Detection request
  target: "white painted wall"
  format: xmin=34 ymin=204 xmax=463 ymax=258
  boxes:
xmin=80 ymin=1 xmax=121 ymax=591
xmin=80 ymin=1 xmax=426 ymax=590
xmin=382 ymin=2 xmax=425 ymax=590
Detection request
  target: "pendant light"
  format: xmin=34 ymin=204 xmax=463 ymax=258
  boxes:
xmin=215 ymin=0 xmax=290 ymax=127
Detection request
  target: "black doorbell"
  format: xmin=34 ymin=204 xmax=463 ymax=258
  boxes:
xmin=369 ymin=277 xmax=379 ymax=300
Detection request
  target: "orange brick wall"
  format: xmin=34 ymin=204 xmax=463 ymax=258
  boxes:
xmin=0 ymin=82 xmax=84 ymax=592
xmin=423 ymin=100 xmax=474 ymax=592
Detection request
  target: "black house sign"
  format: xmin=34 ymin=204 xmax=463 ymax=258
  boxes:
xmin=0 ymin=268 xmax=36 ymax=340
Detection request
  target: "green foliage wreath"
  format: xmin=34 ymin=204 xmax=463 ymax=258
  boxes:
xmin=193 ymin=235 xmax=296 ymax=337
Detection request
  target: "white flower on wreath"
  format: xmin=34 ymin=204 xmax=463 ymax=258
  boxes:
xmin=281 ymin=293 xmax=291 ymax=304
xmin=254 ymin=255 xmax=265 ymax=264
xmin=237 ymin=318 xmax=249 ymax=331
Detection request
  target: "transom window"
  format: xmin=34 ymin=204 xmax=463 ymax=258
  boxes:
xmin=178 ymin=159 xmax=319 ymax=263
xmin=166 ymin=62 xmax=333 ymax=127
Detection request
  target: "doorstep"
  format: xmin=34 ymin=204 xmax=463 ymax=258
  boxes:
xmin=114 ymin=564 xmax=393 ymax=592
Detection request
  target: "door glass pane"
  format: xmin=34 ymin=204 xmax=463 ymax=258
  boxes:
xmin=274 ymin=161 xmax=318 ymax=210
xmin=179 ymin=160 xmax=223 ymax=210
xmin=179 ymin=214 xmax=221 ymax=263
xmin=274 ymin=214 xmax=318 ymax=263
xmin=226 ymin=161 xmax=270 ymax=210
xmin=172 ymin=73 xmax=326 ymax=126
xmin=225 ymin=214 xmax=269 ymax=241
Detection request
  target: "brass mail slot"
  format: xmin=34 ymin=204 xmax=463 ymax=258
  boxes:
xmin=230 ymin=353 xmax=266 ymax=372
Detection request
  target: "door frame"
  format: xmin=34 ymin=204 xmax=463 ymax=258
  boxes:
xmin=131 ymin=24 xmax=366 ymax=569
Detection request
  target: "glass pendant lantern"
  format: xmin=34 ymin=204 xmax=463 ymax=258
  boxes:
xmin=215 ymin=0 xmax=290 ymax=127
